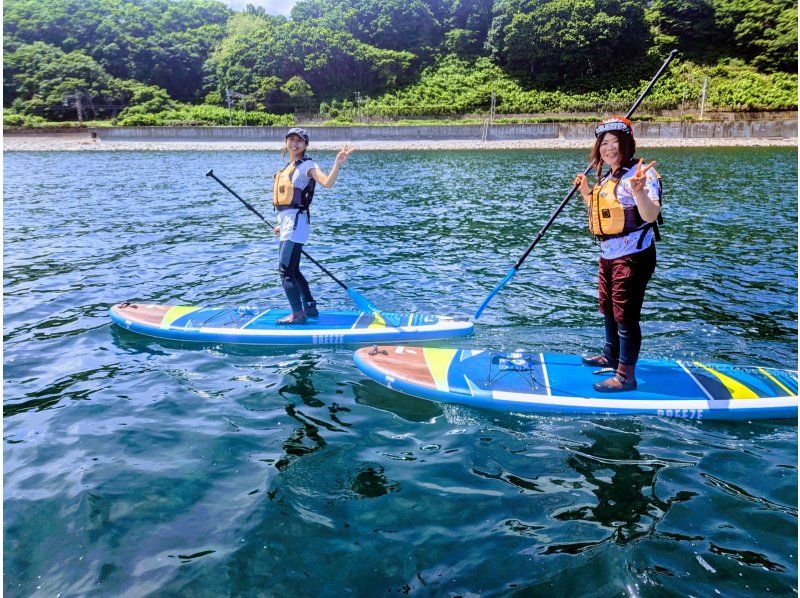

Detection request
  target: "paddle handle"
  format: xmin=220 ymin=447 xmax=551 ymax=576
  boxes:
xmin=625 ymin=50 xmax=678 ymax=120
xmin=206 ymin=170 xmax=272 ymax=226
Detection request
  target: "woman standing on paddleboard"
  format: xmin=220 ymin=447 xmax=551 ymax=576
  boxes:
xmin=573 ymin=117 xmax=662 ymax=392
xmin=272 ymin=127 xmax=355 ymax=324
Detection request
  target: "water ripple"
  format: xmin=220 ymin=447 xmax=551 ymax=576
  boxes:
xmin=3 ymin=148 xmax=797 ymax=596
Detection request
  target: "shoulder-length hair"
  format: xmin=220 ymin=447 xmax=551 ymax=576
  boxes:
xmin=589 ymin=131 xmax=635 ymax=177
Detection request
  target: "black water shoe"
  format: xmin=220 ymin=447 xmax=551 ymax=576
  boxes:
xmin=303 ymin=301 xmax=319 ymax=318
xmin=581 ymin=354 xmax=619 ymax=369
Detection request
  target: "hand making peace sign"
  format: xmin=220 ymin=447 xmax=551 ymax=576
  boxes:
xmin=630 ymin=158 xmax=657 ymax=192
xmin=335 ymin=145 xmax=357 ymax=165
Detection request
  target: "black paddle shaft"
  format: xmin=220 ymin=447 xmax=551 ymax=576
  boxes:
xmin=205 ymin=169 xmax=348 ymax=291
xmin=513 ymin=49 xmax=678 ymax=271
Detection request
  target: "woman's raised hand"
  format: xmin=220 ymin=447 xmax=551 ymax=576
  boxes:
xmin=630 ymin=158 xmax=656 ymax=192
xmin=574 ymin=173 xmax=590 ymax=196
xmin=335 ymin=145 xmax=356 ymax=165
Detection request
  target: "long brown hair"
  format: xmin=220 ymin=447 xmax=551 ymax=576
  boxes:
xmin=590 ymin=131 xmax=635 ymax=178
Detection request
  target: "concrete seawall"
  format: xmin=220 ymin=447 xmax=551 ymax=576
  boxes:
xmin=5 ymin=119 xmax=797 ymax=151
xmin=90 ymin=119 xmax=797 ymax=142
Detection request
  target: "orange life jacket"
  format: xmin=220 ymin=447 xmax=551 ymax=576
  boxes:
xmin=588 ymin=159 xmax=663 ymax=245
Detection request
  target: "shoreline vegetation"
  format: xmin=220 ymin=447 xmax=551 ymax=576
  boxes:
xmin=3 ymin=110 xmax=798 ymax=129
xmin=4 ymin=0 xmax=797 ymax=132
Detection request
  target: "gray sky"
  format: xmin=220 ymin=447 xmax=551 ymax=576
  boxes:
xmin=223 ymin=0 xmax=297 ymax=16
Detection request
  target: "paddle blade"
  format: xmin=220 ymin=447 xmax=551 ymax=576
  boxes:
xmin=474 ymin=267 xmax=518 ymax=319
xmin=347 ymin=288 xmax=380 ymax=314
xmin=346 ymin=288 xmax=402 ymax=327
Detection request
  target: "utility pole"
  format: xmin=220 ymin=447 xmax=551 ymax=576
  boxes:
xmin=226 ymin=88 xmax=233 ymax=125
xmin=699 ymin=76 xmax=708 ymax=119
xmin=355 ymin=91 xmax=362 ymax=121
xmin=481 ymin=90 xmax=495 ymax=142
xmin=680 ymin=90 xmax=686 ymax=120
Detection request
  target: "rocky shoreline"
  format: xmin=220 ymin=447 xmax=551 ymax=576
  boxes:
xmin=4 ymin=135 xmax=797 ymax=151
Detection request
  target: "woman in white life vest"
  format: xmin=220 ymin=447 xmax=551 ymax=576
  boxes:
xmin=573 ymin=117 xmax=661 ymax=392
xmin=273 ymin=127 xmax=355 ymax=324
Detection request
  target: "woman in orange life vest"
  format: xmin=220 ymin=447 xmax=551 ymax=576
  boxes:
xmin=573 ymin=117 xmax=661 ymax=392
xmin=272 ymin=127 xmax=355 ymax=324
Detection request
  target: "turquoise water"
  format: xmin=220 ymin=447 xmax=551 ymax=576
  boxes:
xmin=4 ymin=148 xmax=797 ymax=595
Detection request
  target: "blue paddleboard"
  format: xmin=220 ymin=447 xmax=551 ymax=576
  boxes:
xmin=354 ymin=346 xmax=798 ymax=420
xmin=110 ymin=303 xmax=473 ymax=345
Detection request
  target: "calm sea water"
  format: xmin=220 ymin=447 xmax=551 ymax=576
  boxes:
xmin=4 ymin=148 xmax=797 ymax=596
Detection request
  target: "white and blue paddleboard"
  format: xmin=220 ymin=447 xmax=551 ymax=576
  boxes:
xmin=354 ymin=346 xmax=798 ymax=420
xmin=110 ymin=303 xmax=473 ymax=345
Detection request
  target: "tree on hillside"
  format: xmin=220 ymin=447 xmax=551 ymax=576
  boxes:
xmin=486 ymin=0 xmax=521 ymax=63
xmin=134 ymin=25 xmax=225 ymax=100
xmin=207 ymin=13 xmax=415 ymax=111
xmin=489 ymin=0 xmax=652 ymax=89
xmin=3 ymin=0 xmax=230 ymax=101
xmin=3 ymin=40 xmax=167 ymax=118
xmin=647 ymin=0 xmax=719 ymax=64
xmin=442 ymin=0 xmax=495 ymax=58
xmin=714 ymin=0 xmax=798 ymax=72
xmin=445 ymin=29 xmax=480 ymax=58
xmin=290 ymin=0 xmax=444 ymax=60
xmin=199 ymin=13 xmax=284 ymax=103
xmin=281 ymin=75 xmax=314 ymax=112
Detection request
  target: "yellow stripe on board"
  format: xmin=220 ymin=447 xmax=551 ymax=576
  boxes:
xmin=694 ymin=362 xmax=758 ymax=400
xmin=423 ymin=348 xmax=458 ymax=392
xmin=161 ymin=305 xmax=200 ymax=328
xmin=757 ymin=367 xmax=794 ymax=396
xmin=368 ymin=313 xmax=387 ymax=329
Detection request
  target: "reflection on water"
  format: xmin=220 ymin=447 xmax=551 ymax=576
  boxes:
xmin=550 ymin=421 xmax=698 ymax=553
xmin=275 ymin=403 xmax=328 ymax=471
xmin=354 ymin=379 xmax=444 ymax=422
xmin=350 ymin=465 xmax=401 ymax=498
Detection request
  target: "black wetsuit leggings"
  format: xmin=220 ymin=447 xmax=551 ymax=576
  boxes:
xmin=278 ymin=240 xmax=314 ymax=313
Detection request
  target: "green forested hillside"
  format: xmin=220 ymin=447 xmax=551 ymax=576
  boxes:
xmin=3 ymin=0 xmax=797 ymax=126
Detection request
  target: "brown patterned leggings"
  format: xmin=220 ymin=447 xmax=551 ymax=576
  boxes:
xmin=597 ymin=243 xmax=656 ymax=366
